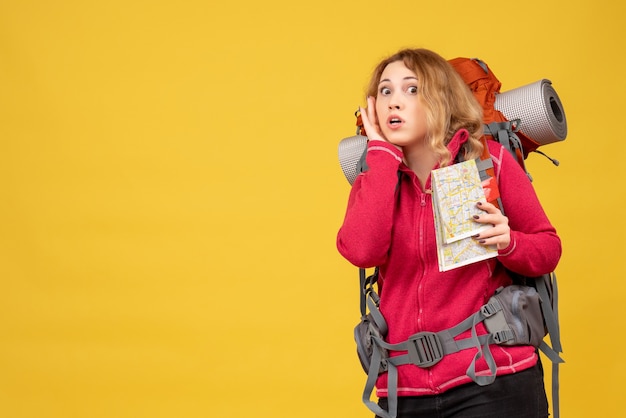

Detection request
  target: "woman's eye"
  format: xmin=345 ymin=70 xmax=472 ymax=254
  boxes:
xmin=407 ymin=86 xmax=418 ymax=94
xmin=380 ymin=87 xmax=391 ymax=95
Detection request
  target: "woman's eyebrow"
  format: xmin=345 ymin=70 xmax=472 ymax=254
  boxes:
xmin=378 ymin=76 xmax=418 ymax=85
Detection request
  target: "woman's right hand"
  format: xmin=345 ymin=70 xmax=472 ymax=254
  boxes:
xmin=359 ymin=96 xmax=387 ymax=142
xmin=360 ymin=96 xmax=402 ymax=153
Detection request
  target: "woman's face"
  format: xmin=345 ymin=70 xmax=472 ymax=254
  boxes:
xmin=375 ymin=60 xmax=428 ymax=148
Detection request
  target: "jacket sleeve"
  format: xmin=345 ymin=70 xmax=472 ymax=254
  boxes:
xmin=336 ymin=141 xmax=403 ymax=268
xmin=490 ymin=142 xmax=562 ymax=276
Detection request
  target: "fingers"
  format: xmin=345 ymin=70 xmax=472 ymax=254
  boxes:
xmin=472 ymin=204 xmax=508 ymax=230
xmin=472 ymin=223 xmax=510 ymax=249
xmin=472 ymin=201 xmax=503 ymax=226
xmin=366 ymin=96 xmax=377 ymax=130
xmin=475 ymin=200 xmax=500 ymax=215
xmin=473 ymin=201 xmax=511 ymax=250
xmin=473 ymin=234 xmax=510 ymax=250
xmin=359 ymin=96 xmax=385 ymax=142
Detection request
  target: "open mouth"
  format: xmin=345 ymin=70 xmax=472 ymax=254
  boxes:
xmin=387 ymin=116 xmax=404 ymax=128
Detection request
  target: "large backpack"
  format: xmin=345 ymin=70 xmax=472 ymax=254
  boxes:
xmin=447 ymin=57 xmax=565 ymax=418
xmin=338 ymin=58 xmax=566 ymax=418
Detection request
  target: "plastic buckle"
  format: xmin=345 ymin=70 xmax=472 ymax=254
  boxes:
xmin=492 ymin=329 xmax=515 ymax=344
xmin=407 ymin=332 xmax=444 ymax=368
xmin=481 ymin=300 xmax=501 ymax=317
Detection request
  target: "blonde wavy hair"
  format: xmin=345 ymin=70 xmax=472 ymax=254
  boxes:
xmin=366 ymin=48 xmax=484 ymax=166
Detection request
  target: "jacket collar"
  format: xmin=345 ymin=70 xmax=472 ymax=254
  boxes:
xmin=446 ymin=129 xmax=470 ymax=162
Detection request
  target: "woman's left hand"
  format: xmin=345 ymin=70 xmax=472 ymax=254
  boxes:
xmin=472 ymin=201 xmax=511 ymax=250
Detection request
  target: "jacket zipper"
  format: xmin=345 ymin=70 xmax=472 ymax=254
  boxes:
xmin=416 ymin=185 xmax=436 ymax=390
xmin=416 ymin=186 xmax=429 ymax=331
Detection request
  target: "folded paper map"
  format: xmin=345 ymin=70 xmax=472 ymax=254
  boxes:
xmin=431 ymin=159 xmax=498 ymax=271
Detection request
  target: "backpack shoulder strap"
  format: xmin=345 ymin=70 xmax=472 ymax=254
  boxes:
xmin=484 ymin=120 xmax=529 ymax=178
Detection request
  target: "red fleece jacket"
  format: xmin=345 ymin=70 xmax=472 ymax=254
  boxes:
xmin=337 ymin=130 xmax=561 ymax=397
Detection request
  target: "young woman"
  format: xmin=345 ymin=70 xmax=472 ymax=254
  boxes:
xmin=337 ymin=48 xmax=561 ymax=417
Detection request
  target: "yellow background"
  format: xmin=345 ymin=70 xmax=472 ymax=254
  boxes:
xmin=1 ymin=1 xmax=623 ymax=417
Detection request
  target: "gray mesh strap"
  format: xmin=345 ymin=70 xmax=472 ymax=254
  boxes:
xmin=366 ymin=295 xmax=388 ymax=336
xmin=484 ymin=121 xmax=531 ymax=181
xmin=446 ymin=299 xmax=501 ymax=337
xmin=551 ymin=271 xmax=562 ymax=418
xmin=535 ymin=273 xmax=563 ymax=418
xmin=474 ymin=155 xmax=494 ymax=182
xmin=361 ymin=343 xmax=393 ymax=418
xmin=484 ymin=121 xmax=517 ymax=152
xmin=465 ymin=307 xmax=499 ymax=386
xmin=359 ymin=268 xmax=388 ymax=335
xmin=359 ymin=268 xmax=367 ymax=316
xmin=538 ymin=341 xmax=563 ymax=364
xmin=552 ymin=355 xmax=561 ymax=418
xmin=465 ymin=338 xmax=498 ymax=386
xmin=497 ymin=128 xmax=513 ymax=155
xmin=386 ymin=362 xmax=399 ymax=418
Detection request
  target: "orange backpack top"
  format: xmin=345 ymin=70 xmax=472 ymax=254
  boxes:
xmin=449 ymin=57 xmax=541 ymax=171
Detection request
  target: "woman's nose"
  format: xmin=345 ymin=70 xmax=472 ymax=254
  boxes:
xmin=388 ymin=93 xmax=402 ymax=109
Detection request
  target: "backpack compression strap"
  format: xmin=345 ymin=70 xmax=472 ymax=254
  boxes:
xmin=535 ymin=272 xmax=564 ymax=418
